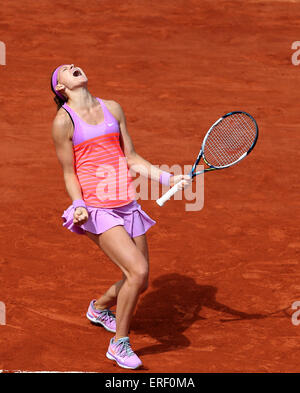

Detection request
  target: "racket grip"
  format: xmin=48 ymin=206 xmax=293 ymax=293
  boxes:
xmin=156 ymin=181 xmax=183 ymax=207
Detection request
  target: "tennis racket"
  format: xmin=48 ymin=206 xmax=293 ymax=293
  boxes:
xmin=156 ymin=111 xmax=259 ymax=206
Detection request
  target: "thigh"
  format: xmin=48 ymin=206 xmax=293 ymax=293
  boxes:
xmin=132 ymin=234 xmax=149 ymax=264
xmin=85 ymin=226 xmax=148 ymax=277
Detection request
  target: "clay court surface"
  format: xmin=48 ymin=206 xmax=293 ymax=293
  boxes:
xmin=0 ymin=0 xmax=300 ymax=373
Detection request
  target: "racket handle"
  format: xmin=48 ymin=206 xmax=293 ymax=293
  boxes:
xmin=156 ymin=181 xmax=183 ymax=207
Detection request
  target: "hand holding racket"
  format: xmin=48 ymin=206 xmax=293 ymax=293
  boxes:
xmin=156 ymin=111 xmax=259 ymax=206
xmin=170 ymin=174 xmax=192 ymax=190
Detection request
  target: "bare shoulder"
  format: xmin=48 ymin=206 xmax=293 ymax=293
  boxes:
xmin=102 ymin=98 xmax=122 ymax=110
xmin=52 ymin=107 xmax=74 ymax=141
xmin=102 ymin=99 xmax=125 ymax=122
xmin=53 ymin=107 xmax=73 ymax=127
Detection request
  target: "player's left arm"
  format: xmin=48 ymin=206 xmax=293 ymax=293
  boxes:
xmin=107 ymin=100 xmax=189 ymax=187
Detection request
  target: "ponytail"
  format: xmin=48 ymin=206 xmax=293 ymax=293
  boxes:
xmin=53 ymin=94 xmax=66 ymax=111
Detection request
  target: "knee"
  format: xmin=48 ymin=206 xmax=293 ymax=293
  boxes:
xmin=128 ymin=263 xmax=148 ymax=292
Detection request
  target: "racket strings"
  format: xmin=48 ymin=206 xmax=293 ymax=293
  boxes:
xmin=203 ymin=113 xmax=257 ymax=167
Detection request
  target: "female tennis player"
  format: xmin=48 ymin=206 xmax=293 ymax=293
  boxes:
xmin=51 ymin=64 xmax=190 ymax=370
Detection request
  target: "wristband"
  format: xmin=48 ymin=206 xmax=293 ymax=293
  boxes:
xmin=159 ymin=171 xmax=172 ymax=186
xmin=73 ymin=199 xmax=87 ymax=210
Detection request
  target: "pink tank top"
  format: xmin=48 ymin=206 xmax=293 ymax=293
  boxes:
xmin=62 ymin=98 xmax=135 ymax=208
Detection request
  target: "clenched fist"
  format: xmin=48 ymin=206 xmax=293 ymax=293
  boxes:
xmin=73 ymin=207 xmax=89 ymax=226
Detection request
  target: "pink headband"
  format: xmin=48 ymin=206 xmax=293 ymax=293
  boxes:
xmin=51 ymin=65 xmax=66 ymax=101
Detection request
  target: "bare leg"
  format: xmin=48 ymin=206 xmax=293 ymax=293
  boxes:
xmin=132 ymin=234 xmax=149 ymax=292
xmin=87 ymin=232 xmax=150 ymax=309
xmin=94 ymin=278 xmax=125 ymax=310
xmin=85 ymin=226 xmax=148 ymax=340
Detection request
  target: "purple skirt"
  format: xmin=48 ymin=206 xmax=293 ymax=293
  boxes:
xmin=61 ymin=200 xmax=156 ymax=238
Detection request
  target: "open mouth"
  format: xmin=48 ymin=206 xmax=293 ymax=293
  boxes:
xmin=73 ymin=69 xmax=82 ymax=77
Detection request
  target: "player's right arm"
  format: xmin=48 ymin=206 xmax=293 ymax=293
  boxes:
xmin=52 ymin=109 xmax=88 ymax=225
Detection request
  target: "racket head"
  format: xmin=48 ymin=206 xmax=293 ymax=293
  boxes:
xmin=201 ymin=111 xmax=258 ymax=169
